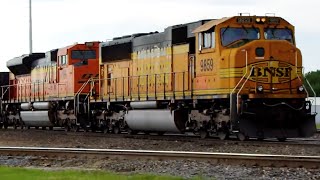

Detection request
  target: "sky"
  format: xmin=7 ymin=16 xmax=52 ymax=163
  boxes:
xmin=0 ymin=0 xmax=319 ymax=72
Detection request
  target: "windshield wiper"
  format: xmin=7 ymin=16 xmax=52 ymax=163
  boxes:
xmin=241 ymin=25 xmax=248 ymax=34
xmin=251 ymin=25 xmax=259 ymax=34
xmin=221 ymin=26 xmax=230 ymax=37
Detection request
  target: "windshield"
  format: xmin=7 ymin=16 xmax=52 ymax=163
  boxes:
xmin=71 ymin=50 xmax=96 ymax=59
xmin=221 ymin=27 xmax=260 ymax=47
xmin=264 ymin=28 xmax=294 ymax=43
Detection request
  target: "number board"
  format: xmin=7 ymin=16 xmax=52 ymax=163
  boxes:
xmin=268 ymin=17 xmax=280 ymax=24
xmin=237 ymin=17 xmax=253 ymax=24
xmin=200 ymin=59 xmax=214 ymax=72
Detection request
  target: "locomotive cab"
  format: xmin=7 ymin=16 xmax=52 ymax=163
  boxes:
xmin=57 ymin=42 xmax=100 ymax=98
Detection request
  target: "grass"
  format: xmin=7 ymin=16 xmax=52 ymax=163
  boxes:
xmin=317 ymin=123 xmax=320 ymax=129
xmin=0 ymin=166 xmax=189 ymax=180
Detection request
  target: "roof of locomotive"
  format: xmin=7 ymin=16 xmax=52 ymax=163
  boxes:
xmin=193 ymin=15 xmax=293 ymax=33
xmin=6 ymin=53 xmax=45 ymax=75
xmin=193 ymin=17 xmax=232 ymax=33
xmin=101 ymin=19 xmax=212 ymax=51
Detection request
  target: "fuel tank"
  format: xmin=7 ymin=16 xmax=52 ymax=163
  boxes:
xmin=33 ymin=102 xmax=52 ymax=110
xmin=21 ymin=103 xmax=32 ymax=110
xmin=124 ymin=109 xmax=187 ymax=132
xmin=20 ymin=111 xmax=55 ymax=127
xmin=130 ymin=101 xmax=158 ymax=109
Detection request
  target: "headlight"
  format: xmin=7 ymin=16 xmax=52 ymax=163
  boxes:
xmin=257 ymin=85 xmax=264 ymax=92
xmin=298 ymin=86 xmax=304 ymax=92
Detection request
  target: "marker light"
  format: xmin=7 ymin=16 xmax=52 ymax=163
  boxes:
xmin=256 ymin=18 xmax=261 ymax=23
xmin=261 ymin=17 xmax=266 ymax=22
xmin=298 ymin=86 xmax=304 ymax=92
xmin=257 ymin=85 xmax=264 ymax=92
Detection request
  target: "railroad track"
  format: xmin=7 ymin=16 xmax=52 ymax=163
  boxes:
xmin=1 ymin=128 xmax=320 ymax=149
xmin=0 ymin=146 xmax=319 ymax=169
xmin=34 ymin=128 xmax=320 ymax=146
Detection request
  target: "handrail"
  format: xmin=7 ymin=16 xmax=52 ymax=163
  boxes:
xmin=1 ymin=86 xmax=9 ymax=99
xmin=295 ymin=52 xmax=316 ymax=114
xmin=74 ymin=78 xmax=92 ymax=116
xmin=1 ymin=82 xmax=67 ymax=102
xmin=230 ymin=50 xmax=248 ymax=118
xmin=295 ymin=52 xmax=310 ymax=97
xmin=236 ymin=67 xmax=255 ymax=113
xmin=96 ymin=71 xmax=188 ymax=100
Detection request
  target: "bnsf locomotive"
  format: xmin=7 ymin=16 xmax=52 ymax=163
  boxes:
xmin=0 ymin=15 xmax=317 ymax=141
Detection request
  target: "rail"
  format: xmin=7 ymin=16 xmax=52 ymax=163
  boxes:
xmin=95 ymin=71 xmax=189 ymax=102
xmin=1 ymin=82 xmax=67 ymax=103
xmin=74 ymin=78 xmax=92 ymax=116
xmin=295 ymin=52 xmax=317 ymax=114
xmin=0 ymin=146 xmax=319 ymax=168
xmin=236 ymin=67 xmax=255 ymax=113
xmin=230 ymin=49 xmax=248 ymax=118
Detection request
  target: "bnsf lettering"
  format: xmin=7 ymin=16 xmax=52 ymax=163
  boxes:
xmin=251 ymin=67 xmax=292 ymax=77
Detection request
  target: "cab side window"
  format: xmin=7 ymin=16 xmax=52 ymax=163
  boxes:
xmin=59 ymin=55 xmax=68 ymax=66
xmin=199 ymin=28 xmax=216 ymax=50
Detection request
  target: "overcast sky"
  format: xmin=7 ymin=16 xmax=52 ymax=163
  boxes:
xmin=0 ymin=0 xmax=319 ymax=72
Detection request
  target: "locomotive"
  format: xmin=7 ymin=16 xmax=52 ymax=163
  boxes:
xmin=0 ymin=15 xmax=317 ymax=141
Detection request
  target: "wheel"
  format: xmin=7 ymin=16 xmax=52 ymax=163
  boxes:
xmin=64 ymin=125 xmax=70 ymax=132
xmin=218 ymin=131 xmax=229 ymax=140
xmin=71 ymin=124 xmax=79 ymax=132
xmin=0 ymin=123 xmax=3 ymax=129
xmin=277 ymin=137 xmax=287 ymax=142
xmin=257 ymin=137 xmax=264 ymax=141
xmin=103 ymin=127 xmax=109 ymax=134
xmin=113 ymin=126 xmax=121 ymax=134
xmin=41 ymin=127 xmax=46 ymax=130
xmin=127 ymin=128 xmax=137 ymax=135
xmin=35 ymin=126 xmax=39 ymax=130
xmin=3 ymin=122 xmax=8 ymax=129
xmin=237 ymin=132 xmax=248 ymax=141
xmin=49 ymin=127 xmax=53 ymax=130
xmin=157 ymin=132 xmax=165 ymax=136
xmin=199 ymin=129 xmax=208 ymax=139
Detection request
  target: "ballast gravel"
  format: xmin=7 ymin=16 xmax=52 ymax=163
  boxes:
xmin=0 ymin=129 xmax=319 ymax=179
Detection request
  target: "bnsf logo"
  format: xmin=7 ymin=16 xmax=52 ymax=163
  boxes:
xmin=246 ymin=61 xmax=297 ymax=83
xmin=251 ymin=67 xmax=292 ymax=77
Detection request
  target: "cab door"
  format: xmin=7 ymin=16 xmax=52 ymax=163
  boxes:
xmin=106 ymin=64 xmax=114 ymax=98
xmin=57 ymin=55 xmax=69 ymax=97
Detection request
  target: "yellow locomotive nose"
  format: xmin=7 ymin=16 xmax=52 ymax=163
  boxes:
xmin=233 ymin=40 xmax=302 ymax=96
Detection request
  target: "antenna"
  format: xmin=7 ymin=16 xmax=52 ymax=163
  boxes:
xmin=238 ymin=13 xmax=250 ymax=16
xmin=29 ymin=0 xmax=33 ymax=53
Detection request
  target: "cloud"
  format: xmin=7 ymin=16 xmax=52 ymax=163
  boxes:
xmin=0 ymin=0 xmax=319 ymax=72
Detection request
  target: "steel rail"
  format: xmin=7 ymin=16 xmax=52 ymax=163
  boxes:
xmin=0 ymin=147 xmax=319 ymax=168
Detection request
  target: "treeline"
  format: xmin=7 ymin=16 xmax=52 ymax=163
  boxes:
xmin=304 ymin=70 xmax=320 ymax=97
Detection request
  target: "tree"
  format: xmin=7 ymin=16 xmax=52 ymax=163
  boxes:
xmin=304 ymin=70 xmax=320 ymax=97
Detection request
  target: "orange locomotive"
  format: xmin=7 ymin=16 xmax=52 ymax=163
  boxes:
xmin=90 ymin=15 xmax=316 ymax=140
xmin=1 ymin=42 xmax=99 ymax=130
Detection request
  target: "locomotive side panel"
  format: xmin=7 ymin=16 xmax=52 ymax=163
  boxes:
xmin=172 ymin=44 xmax=189 ymax=95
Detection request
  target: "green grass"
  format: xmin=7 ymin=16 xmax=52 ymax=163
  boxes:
xmin=317 ymin=123 xmax=320 ymax=129
xmin=0 ymin=166 xmax=188 ymax=180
